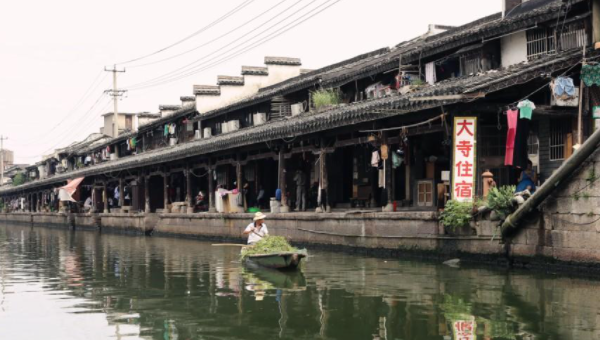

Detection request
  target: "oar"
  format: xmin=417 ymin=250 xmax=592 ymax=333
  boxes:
xmin=211 ymin=243 xmax=247 ymax=247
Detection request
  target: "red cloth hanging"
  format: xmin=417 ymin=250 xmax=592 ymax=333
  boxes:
xmin=504 ymin=109 xmax=519 ymax=166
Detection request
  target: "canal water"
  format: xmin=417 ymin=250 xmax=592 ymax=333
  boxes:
xmin=1 ymin=224 xmax=599 ymax=340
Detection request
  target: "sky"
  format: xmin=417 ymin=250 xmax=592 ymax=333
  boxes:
xmin=0 ymin=0 xmax=500 ymax=164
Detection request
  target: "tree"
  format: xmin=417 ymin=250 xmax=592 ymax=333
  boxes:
xmin=12 ymin=173 xmax=27 ymax=186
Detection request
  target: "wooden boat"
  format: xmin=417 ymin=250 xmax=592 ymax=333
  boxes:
xmin=243 ymin=250 xmax=307 ymax=270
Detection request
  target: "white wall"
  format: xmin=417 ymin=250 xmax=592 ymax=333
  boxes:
xmin=501 ymin=31 xmax=528 ymax=68
xmin=196 ymin=94 xmax=222 ymax=114
xmin=265 ymin=65 xmax=301 ymax=87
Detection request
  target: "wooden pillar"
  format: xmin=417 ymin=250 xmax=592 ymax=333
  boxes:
xmin=91 ymin=187 xmax=96 ymax=213
xmin=383 ymin=138 xmax=393 ymax=212
xmin=278 ymin=148 xmax=289 ymax=212
xmin=118 ymin=178 xmax=124 ymax=207
xmin=208 ymin=159 xmax=216 ymax=213
xmin=37 ymin=192 xmax=42 ymax=212
xmin=321 ymin=146 xmax=330 ymax=213
xmin=144 ymin=174 xmax=151 ymax=213
xmin=102 ymin=182 xmax=108 ymax=213
xmin=185 ymin=165 xmax=193 ymax=214
xmin=163 ymin=171 xmax=169 ymax=212
xmin=236 ymin=155 xmax=243 ymax=192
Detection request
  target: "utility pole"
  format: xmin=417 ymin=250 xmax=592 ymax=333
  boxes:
xmin=0 ymin=135 xmax=7 ymax=186
xmin=104 ymin=65 xmax=127 ymax=138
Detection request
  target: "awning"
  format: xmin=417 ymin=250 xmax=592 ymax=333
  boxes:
xmin=58 ymin=177 xmax=84 ymax=202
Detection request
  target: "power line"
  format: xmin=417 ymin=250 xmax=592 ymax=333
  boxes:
xmin=124 ymin=0 xmax=307 ymax=89
xmin=14 ymin=70 xmax=109 ymax=146
xmin=128 ymin=0 xmax=341 ymax=92
xmin=116 ymin=0 xmax=256 ymax=66
xmin=125 ymin=0 xmax=319 ymax=90
xmin=127 ymin=0 xmax=290 ymax=69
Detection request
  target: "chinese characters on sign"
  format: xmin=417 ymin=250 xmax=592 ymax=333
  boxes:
xmin=452 ymin=117 xmax=477 ymax=202
xmin=452 ymin=318 xmax=477 ymax=340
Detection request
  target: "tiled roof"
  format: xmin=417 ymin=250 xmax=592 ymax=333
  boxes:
xmin=193 ymin=85 xmax=220 ymax=95
xmin=264 ymin=56 xmax=301 ymax=66
xmin=217 ymin=76 xmax=244 ymax=86
xmin=159 ymin=105 xmax=182 ymax=111
xmin=180 ymin=96 xmax=195 ymax=102
xmin=0 ymin=50 xmax=583 ymax=195
xmin=241 ymin=66 xmax=268 ymax=76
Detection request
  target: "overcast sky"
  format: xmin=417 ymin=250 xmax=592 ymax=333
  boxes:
xmin=1 ymin=0 xmax=500 ymax=164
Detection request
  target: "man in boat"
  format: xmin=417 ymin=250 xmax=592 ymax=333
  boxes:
xmin=243 ymin=212 xmax=269 ymax=245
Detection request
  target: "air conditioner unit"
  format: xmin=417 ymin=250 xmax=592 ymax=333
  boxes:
xmin=203 ymin=127 xmax=212 ymax=138
xmin=194 ymin=130 xmax=201 ymax=139
xmin=291 ymin=103 xmax=305 ymax=116
xmin=253 ymin=113 xmax=267 ymax=125
xmin=228 ymin=120 xmax=240 ymax=132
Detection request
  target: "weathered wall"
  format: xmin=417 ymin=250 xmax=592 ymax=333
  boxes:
xmin=509 ymin=148 xmax=600 ymax=263
xmin=501 ymin=31 xmax=527 ymax=68
xmin=99 ymin=213 xmax=149 ymax=234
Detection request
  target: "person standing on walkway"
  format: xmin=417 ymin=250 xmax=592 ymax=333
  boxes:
xmin=293 ymin=169 xmax=306 ymax=211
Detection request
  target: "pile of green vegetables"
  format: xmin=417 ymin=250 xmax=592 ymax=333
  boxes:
xmin=241 ymin=236 xmax=297 ymax=258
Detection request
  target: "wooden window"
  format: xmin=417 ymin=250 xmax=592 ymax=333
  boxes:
xmin=527 ymin=133 xmax=539 ymax=156
xmin=526 ymin=28 xmax=555 ymax=60
xmin=558 ymin=21 xmax=588 ymax=51
xmin=480 ymin=126 xmax=506 ymax=157
xmin=417 ymin=180 xmax=434 ymax=207
xmin=549 ymin=119 xmax=570 ymax=161
xmin=460 ymin=55 xmax=481 ymax=75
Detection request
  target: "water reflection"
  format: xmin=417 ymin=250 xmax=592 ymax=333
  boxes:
xmin=1 ymin=223 xmax=600 ymax=339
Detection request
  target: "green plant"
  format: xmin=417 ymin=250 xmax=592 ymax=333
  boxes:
xmin=411 ymin=78 xmax=426 ymax=86
xmin=486 ymin=186 xmax=515 ymax=220
xmin=240 ymin=236 xmax=297 ymax=258
xmin=573 ymin=192 xmax=581 ymax=201
xmin=311 ymin=89 xmax=341 ymax=109
xmin=582 ymin=191 xmax=591 ymax=200
xmin=12 ymin=173 xmax=27 ymax=187
xmin=587 ymin=168 xmax=597 ymax=186
xmin=440 ymin=200 xmax=473 ymax=231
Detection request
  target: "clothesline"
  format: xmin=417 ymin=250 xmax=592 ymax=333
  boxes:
xmin=359 ymin=113 xmax=447 ymax=133
xmin=507 ymin=54 xmax=600 ymax=107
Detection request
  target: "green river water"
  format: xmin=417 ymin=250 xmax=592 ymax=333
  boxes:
xmin=0 ymin=223 xmax=599 ymax=340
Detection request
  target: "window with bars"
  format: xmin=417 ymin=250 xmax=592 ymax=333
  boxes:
xmin=526 ymin=28 xmax=556 ymax=60
xmin=480 ymin=126 xmax=506 ymax=157
xmin=527 ymin=133 xmax=539 ymax=156
xmin=549 ymin=119 xmax=570 ymax=161
xmin=460 ymin=55 xmax=481 ymax=76
xmin=558 ymin=21 xmax=588 ymax=51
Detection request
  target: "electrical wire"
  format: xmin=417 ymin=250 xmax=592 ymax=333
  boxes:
xmin=13 ymin=71 xmax=108 ymax=146
xmin=115 ymin=0 xmax=255 ymax=65
xmin=127 ymin=0 xmax=290 ymax=69
xmin=127 ymin=0 xmax=341 ymax=92
xmin=124 ymin=0 xmax=309 ymax=90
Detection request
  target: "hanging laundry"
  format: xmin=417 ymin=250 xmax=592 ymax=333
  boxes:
xmin=504 ymin=109 xmax=518 ymax=166
xmin=84 ymin=155 xmax=92 ymax=165
xmin=392 ymin=151 xmax=403 ymax=169
xmin=164 ymin=124 xmax=169 ymax=137
xmin=371 ymin=150 xmax=381 ymax=168
xmin=581 ymin=64 xmax=600 ymax=87
xmin=131 ymin=137 xmax=137 ymax=148
xmin=553 ymin=76 xmax=576 ymax=99
xmin=589 ymin=86 xmax=600 ymax=119
xmin=378 ymin=169 xmax=385 ymax=188
xmin=169 ymin=123 xmax=176 ymax=135
xmin=425 ymin=62 xmax=436 ymax=85
xmin=513 ymin=117 xmax=531 ymax=169
xmin=517 ymin=100 xmax=536 ymax=120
